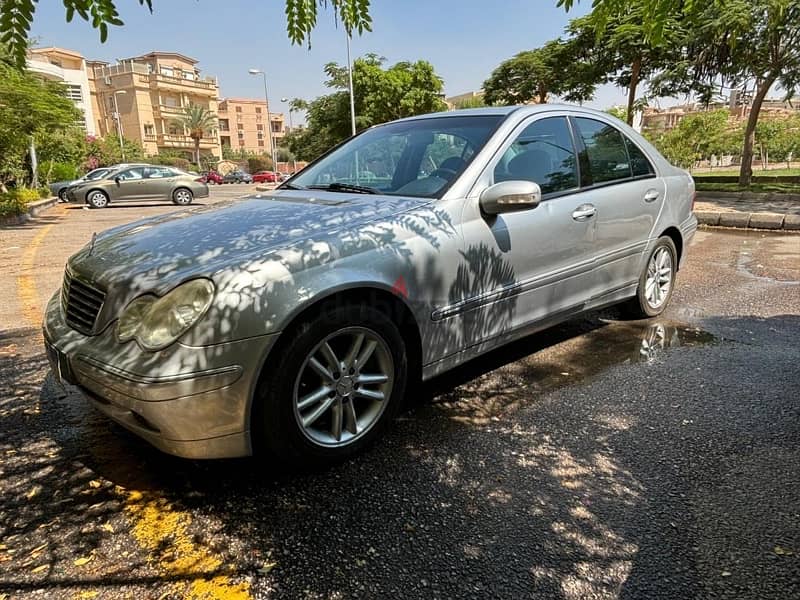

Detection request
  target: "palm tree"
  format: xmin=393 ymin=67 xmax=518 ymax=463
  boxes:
xmin=173 ymin=105 xmax=217 ymax=168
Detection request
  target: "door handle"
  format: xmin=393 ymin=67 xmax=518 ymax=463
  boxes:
xmin=643 ymin=189 xmax=660 ymax=202
xmin=572 ymin=204 xmax=596 ymax=221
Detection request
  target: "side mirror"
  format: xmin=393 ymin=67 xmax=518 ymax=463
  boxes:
xmin=114 ymin=176 xmax=121 ymax=185
xmin=479 ymin=180 xmax=542 ymax=215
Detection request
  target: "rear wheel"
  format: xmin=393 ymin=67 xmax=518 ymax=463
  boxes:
xmin=86 ymin=190 xmax=109 ymax=209
xmin=256 ymin=304 xmax=407 ymax=466
xmin=172 ymin=188 xmax=193 ymax=205
xmin=622 ymin=236 xmax=677 ymax=318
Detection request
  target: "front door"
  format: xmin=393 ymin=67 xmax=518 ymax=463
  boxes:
xmin=111 ymin=167 xmax=146 ymax=201
xmin=451 ymin=115 xmax=598 ymax=349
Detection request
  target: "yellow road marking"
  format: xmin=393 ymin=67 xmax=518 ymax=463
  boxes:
xmin=17 ymin=206 xmax=251 ymax=598
xmin=17 ymin=223 xmax=55 ymax=328
xmin=123 ymin=489 xmax=250 ymax=599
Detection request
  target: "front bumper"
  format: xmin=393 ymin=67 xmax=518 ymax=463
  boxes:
xmin=43 ymin=292 xmax=279 ymax=458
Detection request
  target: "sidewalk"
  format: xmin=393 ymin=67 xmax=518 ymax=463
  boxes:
xmin=694 ymin=193 xmax=800 ymax=230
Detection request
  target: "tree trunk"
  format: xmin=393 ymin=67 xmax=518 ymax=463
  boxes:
xmin=538 ymin=86 xmax=547 ymax=104
xmin=626 ymin=56 xmax=642 ymax=126
xmin=739 ymin=79 xmax=773 ymax=186
xmin=194 ymin=137 xmax=201 ymax=169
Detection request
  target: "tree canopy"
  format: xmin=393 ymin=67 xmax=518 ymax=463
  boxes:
xmin=286 ymin=54 xmax=447 ymax=162
xmin=0 ymin=0 xmax=373 ymax=68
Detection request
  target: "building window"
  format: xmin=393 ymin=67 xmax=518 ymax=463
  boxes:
xmin=257 ymin=131 xmax=263 ymax=139
xmin=256 ymin=124 xmax=263 ymax=130
xmin=271 ymin=122 xmax=281 ymax=133
xmin=219 ymin=119 xmax=229 ymax=131
xmin=161 ymin=66 xmax=174 ymax=77
xmin=144 ymin=124 xmax=155 ymax=135
xmin=183 ymin=71 xmax=195 ymax=80
xmin=65 ymin=85 xmax=82 ymax=102
xmin=237 ymin=130 xmax=244 ymax=138
xmin=255 ymin=107 xmax=262 ymax=114
xmin=258 ymin=140 xmax=264 ymax=147
xmin=239 ymin=139 xmax=245 ymax=146
xmin=169 ymin=126 xmax=178 ymax=135
xmin=235 ymin=106 xmax=242 ymax=113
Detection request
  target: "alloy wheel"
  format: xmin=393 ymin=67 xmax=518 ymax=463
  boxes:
xmin=293 ymin=326 xmax=394 ymax=447
xmin=645 ymin=247 xmax=673 ymax=309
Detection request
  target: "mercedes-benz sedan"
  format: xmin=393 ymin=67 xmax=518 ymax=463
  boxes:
xmin=44 ymin=106 xmax=696 ymax=464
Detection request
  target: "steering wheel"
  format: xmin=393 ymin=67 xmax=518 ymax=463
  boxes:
xmin=429 ymin=167 xmax=458 ymax=180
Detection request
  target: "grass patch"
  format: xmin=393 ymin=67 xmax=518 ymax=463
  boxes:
xmin=694 ymin=168 xmax=800 ymax=177
xmin=0 ymin=188 xmax=43 ymax=218
xmin=695 ymin=182 xmax=800 ymax=194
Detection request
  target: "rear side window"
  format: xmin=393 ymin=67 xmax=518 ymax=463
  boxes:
xmin=494 ymin=116 xmax=578 ymax=194
xmin=573 ymin=117 xmax=631 ymax=184
xmin=625 ymin=137 xmax=655 ymax=177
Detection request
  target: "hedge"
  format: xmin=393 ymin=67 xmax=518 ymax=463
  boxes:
xmin=0 ymin=188 xmax=44 ymax=218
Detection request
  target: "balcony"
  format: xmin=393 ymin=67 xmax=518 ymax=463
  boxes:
xmin=150 ymin=73 xmax=217 ymax=94
xmin=154 ymin=104 xmax=189 ymax=117
xmin=157 ymin=133 xmax=218 ymax=149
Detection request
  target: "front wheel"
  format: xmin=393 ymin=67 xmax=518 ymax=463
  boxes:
xmin=172 ymin=188 xmax=193 ymax=205
xmin=622 ymin=236 xmax=677 ymax=318
xmin=86 ymin=190 xmax=109 ymax=209
xmin=256 ymin=304 xmax=408 ymax=466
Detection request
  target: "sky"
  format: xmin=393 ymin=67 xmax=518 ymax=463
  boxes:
xmin=30 ymin=0 xmax=660 ymax=120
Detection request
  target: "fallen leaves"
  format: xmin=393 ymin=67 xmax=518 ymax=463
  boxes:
xmin=30 ymin=564 xmax=48 ymax=574
xmin=774 ymin=545 xmax=794 ymax=556
xmin=74 ymin=555 xmax=93 ymax=567
xmin=26 ymin=485 xmax=41 ymax=500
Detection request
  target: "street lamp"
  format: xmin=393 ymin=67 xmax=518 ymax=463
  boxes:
xmin=280 ymin=97 xmax=298 ymax=172
xmin=248 ymin=69 xmax=279 ymax=173
xmin=112 ymin=90 xmax=127 ymax=161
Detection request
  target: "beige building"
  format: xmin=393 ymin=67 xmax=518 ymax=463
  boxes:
xmin=218 ymin=98 xmax=285 ymax=156
xmin=27 ymin=47 xmax=97 ymax=134
xmin=88 ymin=51 xmax=221 ymax=161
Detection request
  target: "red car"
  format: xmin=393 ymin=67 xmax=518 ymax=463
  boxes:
xmin=252 ymin=171 xmax=279 ymax=183
xmin=202 ymin=171 xmax=223 ymax=185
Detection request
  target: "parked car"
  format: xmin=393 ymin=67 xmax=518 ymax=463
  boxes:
xmin=65 ymin=164 xmax=209 ymax=208
xmin=222 ymin=170 xmax=253 ymax=184
xmin=201 ymin=171 xmax=224 ymax=185
xmin=50 ymin=164 xmax=147 ymax=202
xmin=252 ymin=171 xmax=279 ymax=183
xmin=44 ymin=106 xmax=696 ymax=464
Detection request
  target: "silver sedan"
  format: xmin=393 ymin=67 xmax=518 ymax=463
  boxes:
xmin=44 ymin=105 xmax=696 ymax=463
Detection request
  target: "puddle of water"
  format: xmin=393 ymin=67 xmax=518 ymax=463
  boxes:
xmin=421 ymin=317 xmax=718 ymax=425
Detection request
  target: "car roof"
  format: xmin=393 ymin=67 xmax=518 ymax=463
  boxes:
xmin=390 ymin=104 xmax=622 ymax=123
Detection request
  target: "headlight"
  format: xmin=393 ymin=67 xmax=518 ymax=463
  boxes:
xmin=116 ymin=279 xmax=215 ymax=351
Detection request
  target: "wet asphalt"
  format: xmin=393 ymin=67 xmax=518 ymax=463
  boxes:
xmin=0 ymin=197 xmax=798 ymax=600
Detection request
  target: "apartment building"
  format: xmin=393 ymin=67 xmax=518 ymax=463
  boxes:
xmin=27 ymin=47 xmax=97 ymax=134
xmin=218 ymin=98 xmax=285 ymax=156
xmin=88 ymin=51 xmax=222 ymax=161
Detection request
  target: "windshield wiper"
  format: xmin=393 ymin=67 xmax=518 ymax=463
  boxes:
xmin=280 ymin=182 xmax=306 ymax=190
xmin=309 ymin=182 xmax=378 ymax=194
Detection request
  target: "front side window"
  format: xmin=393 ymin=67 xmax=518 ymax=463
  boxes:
xmin=493 ymin=116 xmax=578 ymax=194
xmin=116 ymin=167 xmax=144 ymax=181
xmin=289 ymin=115 xmax=503 ymax=198
xmin=573 ymin=117 xmax=631 ymax=184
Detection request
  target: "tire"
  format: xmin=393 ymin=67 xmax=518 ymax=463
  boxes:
xmin=256 ymin=304 xmax=408 ymax=466
xmin=172 ymin=188 xmax=193 ymax=205
xmin=622 ymin=236 xmax=678 ymax=318
xmin=58 ymin=188 xmax=68 ymax=202
xmin=86 ymin=190 xmax=109 ymax=209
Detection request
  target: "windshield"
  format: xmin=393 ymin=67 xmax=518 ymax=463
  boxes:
xmin=85 ymin=168 xmax=111 ymax=181
xmin=287 ymin=115 xmax=504 ymax=198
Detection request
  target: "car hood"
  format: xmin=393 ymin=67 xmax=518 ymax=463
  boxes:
xmin=68 ymin=190 xmax=429 ymax=293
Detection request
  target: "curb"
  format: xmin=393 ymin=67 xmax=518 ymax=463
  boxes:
xmin=695 ymin=210 xmax=800 ymax=231
xmin=0 ymin=196 xmax=58 ymax=226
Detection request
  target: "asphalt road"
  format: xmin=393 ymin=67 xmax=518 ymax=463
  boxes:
xmin=0 ymin=191 xmax=798 ymax=599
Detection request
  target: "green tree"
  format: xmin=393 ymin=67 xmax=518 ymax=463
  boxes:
xmin=483 ymin=39 xmax=597 ymax=105
xmin=0 ymin=0 xmax=373 ymax=68
xmin=172 ymin=104 xmax=217 ymax=168
xmin=684 ymin=0 xmax=800 ymax=185
xmin=0 ymin=50 xmax=80 ymax=188
xmin=454 ymin=95 xmax=487 ymax=109
xmin=604 ymin=106 xmax=628 ymax=121
xmin=287 ymin=55 xmax=447 ymax=161
xmin=566 ymin=2 xmax=686 ymax=125
xmin=645 ymin=109 xmax=735 ymax=169
xmin=84 ymin=134 xmax=145 ymax=167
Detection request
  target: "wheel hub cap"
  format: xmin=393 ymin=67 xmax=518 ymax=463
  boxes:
xmin=336 ymin=376 xmax=355 ymax=397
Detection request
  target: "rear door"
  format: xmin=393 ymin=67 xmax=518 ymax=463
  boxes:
xmin=141 ymin=166 xmax=178 ymax=200
xmin=569 ymin=116 xmax=664 ymax=295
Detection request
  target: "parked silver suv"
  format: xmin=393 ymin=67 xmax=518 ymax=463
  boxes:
xmin=44 ymin=106 xmax=696 ymax=464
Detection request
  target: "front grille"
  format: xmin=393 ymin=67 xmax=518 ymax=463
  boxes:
xmin=62 ymin=269 xmax=106 ymax=334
